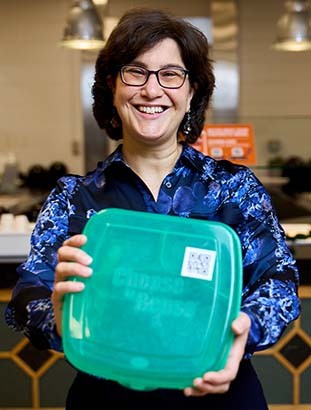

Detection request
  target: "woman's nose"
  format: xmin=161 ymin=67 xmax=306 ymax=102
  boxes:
xmin=141 ymin=73 xmax=163 ymax=98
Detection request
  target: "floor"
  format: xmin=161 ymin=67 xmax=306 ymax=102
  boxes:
xmin=270 ymin=407 xmax=311 ymax=410
xmin=0 ymin=406 xmax=310 ymax=410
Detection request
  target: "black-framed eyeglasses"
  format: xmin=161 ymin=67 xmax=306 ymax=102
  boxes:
xmin=120 ymin=65 xmax=189 ymax=89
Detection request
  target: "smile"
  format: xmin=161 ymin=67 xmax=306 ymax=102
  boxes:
xmin=136 ymin=105 xmax=166 ymax=114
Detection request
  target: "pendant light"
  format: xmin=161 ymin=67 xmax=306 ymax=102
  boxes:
xmin=60 ymin=0 xmax=105 ymax=50
xmin=272 ymin=0 xmax=311 ymax=51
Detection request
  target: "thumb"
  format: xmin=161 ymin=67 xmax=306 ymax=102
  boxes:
xmin=232 ymin=312 xmax=251 ymax=336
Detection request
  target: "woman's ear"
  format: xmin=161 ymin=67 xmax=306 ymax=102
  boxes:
xmin=187 ymin=83 xmax=196 ymax=112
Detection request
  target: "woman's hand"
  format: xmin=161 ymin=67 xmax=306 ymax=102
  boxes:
xmin=184 ymin=311 xmax=251 ymax=396
xmin=52 ymin=234 xmax=93 ymax=336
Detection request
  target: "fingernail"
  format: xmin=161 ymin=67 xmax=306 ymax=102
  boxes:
xmin=194 ymin=378 xmax=202 ymax=386
xmin=84 ymin=267 xmax=93 ymax=276
xmin=76 ymin=282 xmax=85 ymax=291
xmin=84 ymin=255 xmax=93 ymax=265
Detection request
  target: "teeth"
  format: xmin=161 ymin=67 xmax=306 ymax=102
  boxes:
xmin=138 ymin=106 xmax=164 ymax=114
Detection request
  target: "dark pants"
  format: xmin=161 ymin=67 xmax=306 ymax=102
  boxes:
xmin=66 ymin=359 xmax=268 ymax=410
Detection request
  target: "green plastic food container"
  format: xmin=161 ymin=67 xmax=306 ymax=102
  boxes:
xmin=62 ymin=208 xmax=242 ymax=390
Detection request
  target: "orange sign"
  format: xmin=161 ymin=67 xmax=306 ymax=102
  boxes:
xmin=192 ymin=124 xmax=256 ymax=165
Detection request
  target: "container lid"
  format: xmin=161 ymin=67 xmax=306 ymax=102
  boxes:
xmin=62 ymin=208 xmax=242 ymax=390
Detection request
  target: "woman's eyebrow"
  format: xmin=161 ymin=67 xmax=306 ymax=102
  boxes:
xmin=129 ymin=60 xmax=186 ymax=69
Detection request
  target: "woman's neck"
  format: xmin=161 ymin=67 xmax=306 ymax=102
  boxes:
xmin=122 ymin=140 xmax=182 ymax=200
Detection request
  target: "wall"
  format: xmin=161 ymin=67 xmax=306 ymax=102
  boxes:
xmin=0 ymin=0 xmax=84 ymax=175
xmin=238 ymin=0 xmax=311 ymax=165
xmin=0 ymin=0 xmax=311 ymax=170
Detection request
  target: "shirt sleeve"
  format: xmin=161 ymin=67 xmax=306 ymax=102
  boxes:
xmin=5 ymin=177 xmax=76 ymax=352
xmin=236 ymin=170 xmax=300 ymax=356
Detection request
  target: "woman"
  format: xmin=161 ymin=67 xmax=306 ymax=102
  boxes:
xmin=6 ymin=8 xmax=300 ymax=410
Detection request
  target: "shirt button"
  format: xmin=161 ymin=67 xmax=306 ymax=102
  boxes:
xmin=165 ymin=181 xmax=172 ymax=188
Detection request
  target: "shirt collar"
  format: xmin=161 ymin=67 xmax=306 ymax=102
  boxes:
xmin=96 ymin=144 xmax=125 ymax=172
xmin=179 ymin=142 xmax=217 ymax=181
xmin=96 ymin=141 xmax=217 ymax=181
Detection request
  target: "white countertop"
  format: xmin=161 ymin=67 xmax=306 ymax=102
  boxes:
xmin=0 ymin=219 xmax=310 ymax=264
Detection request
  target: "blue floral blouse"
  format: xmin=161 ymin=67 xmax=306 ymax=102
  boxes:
xmin=5 ymin=142 xmax=300 ymax=357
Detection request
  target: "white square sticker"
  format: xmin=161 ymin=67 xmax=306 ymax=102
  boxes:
xmin=181 ymin=246 xmax=216 ymax=281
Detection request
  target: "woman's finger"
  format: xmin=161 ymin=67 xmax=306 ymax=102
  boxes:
xmin=202 ymin=313 xmax=250 ymax=385
xmin=55 ymin=262 xmax=92 ymax=282
xmin=184 ymin=375 xmax=231 ymax=396
xmin=184 ymin=312 xmax=251 ymax=397
xmin=57 ymin=245 xmax=93 ymax=265
xmin=52 ymin=281 xmax=85 ymax=336
xmin=62 ymin=234 xmax=87 ymax=247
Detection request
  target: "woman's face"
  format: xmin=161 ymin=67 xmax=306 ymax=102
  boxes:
xmin=113 ymin=38 xmax=193 ymax=146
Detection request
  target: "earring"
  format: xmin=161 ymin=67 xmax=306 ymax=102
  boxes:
xmin=183 ymin=111 xmax=192 ymax=136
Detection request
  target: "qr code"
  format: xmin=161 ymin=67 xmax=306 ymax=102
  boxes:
xmin=181 ymin=247 xmax=216 ymax=281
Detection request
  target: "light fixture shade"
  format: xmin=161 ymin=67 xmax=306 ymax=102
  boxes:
xmin=60 ymin=0 xmax=105 ymax=50
xmin=272 ymin=0 xmax=311 ymax=51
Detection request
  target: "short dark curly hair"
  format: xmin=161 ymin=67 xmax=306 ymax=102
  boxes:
xmin=92 ymin=8 xmax=215 ymax=144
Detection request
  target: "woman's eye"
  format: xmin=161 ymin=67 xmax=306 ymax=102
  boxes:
xmin=162 ymin=70 xmax=178 ymax=77
xmin=161 ymin=70 xmax=184 ymax=79
xmin=127 ymin=68 xmax=145 ymax=76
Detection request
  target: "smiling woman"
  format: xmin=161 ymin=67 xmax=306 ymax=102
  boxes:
xmin=5 ymin=7 xmax=300 ymax=410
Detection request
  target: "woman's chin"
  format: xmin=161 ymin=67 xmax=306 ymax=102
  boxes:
xmin=134 ymin=125 xmax=176 ymax=144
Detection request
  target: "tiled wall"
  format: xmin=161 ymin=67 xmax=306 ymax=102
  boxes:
xmin=253 ymin=289 xmax=311 ymax=405
xmin=238 ymin=0 xmax=311 ymax=165
xmin=0 ymin=289 xmax=75 ymax=408
xmin=0 ymin=0 xmax=84 ymax=175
